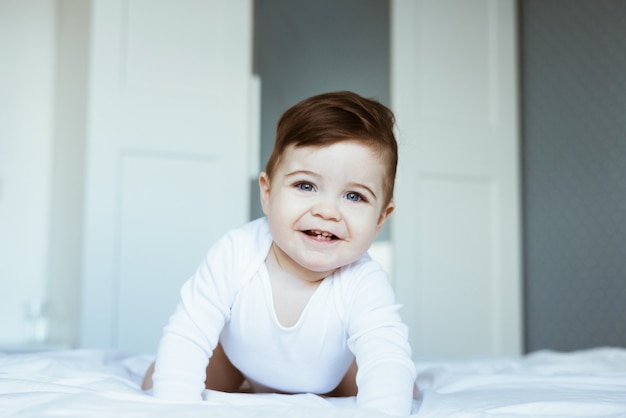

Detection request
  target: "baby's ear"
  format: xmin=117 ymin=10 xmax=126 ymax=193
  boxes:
xmin=259 ymin=172 xmax=271 ymax=214
xmin=377 ymin=202 xmax=395 ymax=232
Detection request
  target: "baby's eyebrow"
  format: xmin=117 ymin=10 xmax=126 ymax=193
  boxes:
xmin=284 ymin=170 xmax=320 ymax=178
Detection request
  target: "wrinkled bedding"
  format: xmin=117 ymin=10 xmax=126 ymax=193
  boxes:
xmin=1 ymin=347 xmax=626 ymax=417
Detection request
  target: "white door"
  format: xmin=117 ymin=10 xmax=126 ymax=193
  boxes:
xmin=80 ymin=0 xmax=254 ymax=355
xmin=391 ymin=0 xmax=522 ymax=358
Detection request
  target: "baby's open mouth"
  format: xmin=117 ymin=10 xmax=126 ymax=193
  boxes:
xmin=304 ymin=230 xmax=338 ymax=241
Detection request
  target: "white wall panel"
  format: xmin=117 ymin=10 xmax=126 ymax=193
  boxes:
xmin=124 ymin=0 xmax=222 ymax=95
xmin=0 ymin=0 xmax=56 ymax=345
xmin=81 ymin=0 xmax=253 ymax=354
xmin=116 ymin=152 xmax=223 ymax=353
xmin=416 ymin=1 xmax=493 ymax=124
xmin=392 ymin=0 xmax=521 ymax=358
xmin=415 ymin=175 xmax=497 ymax=356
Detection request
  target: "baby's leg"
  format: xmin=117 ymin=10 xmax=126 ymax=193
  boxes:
xmin=204 ymin=342 xmax=245 ymax=392
xmin=141 ymin=362 xmax=156 ymax=390
xmin=141 ymin=342 xmax=244 ymax=392
xmin=324 ymin=360 xmax=358 ymax=397
xmin=323 ymin=360 xmax=417 ymax=398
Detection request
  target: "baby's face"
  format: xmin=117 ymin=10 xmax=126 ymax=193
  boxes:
xmin=259 ymin=141 xmax=394 ymax=282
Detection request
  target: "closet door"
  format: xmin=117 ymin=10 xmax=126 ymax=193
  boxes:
xmin=391 ymin=0 xmax=521 ymax=358
xmin=80 ymin=0 xmax=253 ymax=354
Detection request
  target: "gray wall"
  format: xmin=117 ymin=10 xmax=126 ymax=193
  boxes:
xmin=252 ymin=0 xmax=390 ymax=238
xmin=522 ymin=0 xmax=626 ymax=351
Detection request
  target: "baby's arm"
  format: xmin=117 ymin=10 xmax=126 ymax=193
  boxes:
xmin=152 ymin=235 xmax=236 ymax=401
xmin=346 ymin=266 xmax=417 ymax=416
xmin=152 ymin=312 xmax=214 ymax=401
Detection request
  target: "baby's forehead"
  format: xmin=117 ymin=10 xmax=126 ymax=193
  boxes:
xmin=280 ymin=143 xmax=387 ymax=181
xmin=284 ymin=141 xmax=381 ymax=158
xmin=281 ymin=142 xmax=381 ymax=166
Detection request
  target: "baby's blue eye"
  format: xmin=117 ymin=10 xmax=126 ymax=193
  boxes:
xmin=346 ymin=192 xmax=363 ymax=202
xmin=297 ymin=182 xmax=314 ymax=192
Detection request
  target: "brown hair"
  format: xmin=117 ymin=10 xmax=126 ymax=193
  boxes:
xmin=264 ymin=91 xmax=398 ymax=207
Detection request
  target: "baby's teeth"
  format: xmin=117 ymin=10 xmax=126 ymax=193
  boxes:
xmin=307 ymin=229 xmax=334 ymax=240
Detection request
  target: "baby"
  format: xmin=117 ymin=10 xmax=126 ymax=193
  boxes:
xmin=143 ymin=91 xmax=416 ymax=416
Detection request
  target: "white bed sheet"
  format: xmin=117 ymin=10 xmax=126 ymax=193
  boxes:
xmin=1 ymin=347 xmax=626 ymax=417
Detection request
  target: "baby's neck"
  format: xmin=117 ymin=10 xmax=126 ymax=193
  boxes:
xmin=265 ymin=244 xmax=325 ymax=328
xmin=267 ymin=243 xmax=335 ymax=284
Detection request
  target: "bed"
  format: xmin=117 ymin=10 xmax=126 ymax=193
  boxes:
xmin=2 ymin=347 xmax=626 ymax=417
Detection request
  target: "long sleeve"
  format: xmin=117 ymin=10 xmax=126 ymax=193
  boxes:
xmin=152 ymin=234 xmax=235 ymax=400
xmin=344 ymin=261 xmax=417 ymax=416
xmin=152 ymin=218 xmax=272 ymax=401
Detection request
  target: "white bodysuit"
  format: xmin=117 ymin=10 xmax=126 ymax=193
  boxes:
xmin=153 ymin=218 xmax=416 ymax=416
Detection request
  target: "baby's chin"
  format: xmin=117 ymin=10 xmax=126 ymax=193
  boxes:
xmin=280 ymin=245 xmax=367 ymax=278
xmin=285 ymin=257 xmax=337 ymax=278
xmin=296 ymin=257 xmax=360 ymax=277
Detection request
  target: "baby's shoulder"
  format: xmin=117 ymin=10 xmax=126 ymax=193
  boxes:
xmin=202 ymin=217 xmax=271 ymax=286
xmin=224 ymin=217 xmax=270 ymax=243
xmin=214 ymin=217 xmax=272 ymax=257
xmin=330 ymin=255 xmax=398 ymax=321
